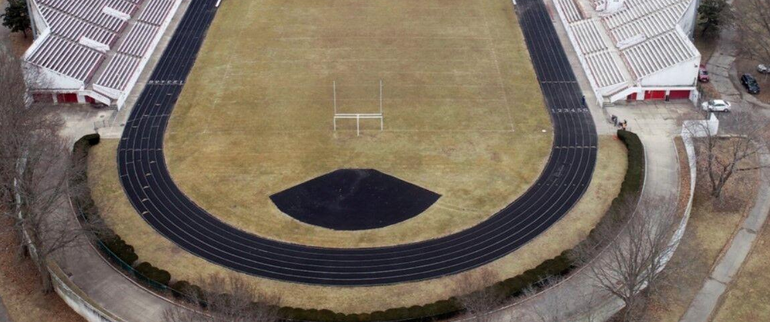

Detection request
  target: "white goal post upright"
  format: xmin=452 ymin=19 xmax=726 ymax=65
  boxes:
xmin=333 ymin=80 xmax=384 ymax=136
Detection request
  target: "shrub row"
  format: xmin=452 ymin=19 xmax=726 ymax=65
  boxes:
xmin=135 ymin=262 xmax=172 ymax=286
xmin=69 ymin=134 xmax=170 ymax=288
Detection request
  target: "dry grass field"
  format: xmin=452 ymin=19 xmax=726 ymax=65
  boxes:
xmin=89 ymin=136 xmax=624 ymax=313
xmin=163 ymin=0 xmax=553 ymax=247
xmin=86 ymin=0 xmax=629 ymax=313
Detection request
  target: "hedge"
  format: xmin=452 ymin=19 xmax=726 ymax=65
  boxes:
xmin=69 ymin=135 xmax=151 ymax=282
xmin=135 ymin=262 xmax=172 ymax=286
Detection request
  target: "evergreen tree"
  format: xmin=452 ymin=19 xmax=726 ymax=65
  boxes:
xmin=698 ymin=0 xmax=732 ymax=37
xmin=1 ymin=0 xmax=31 ymax=38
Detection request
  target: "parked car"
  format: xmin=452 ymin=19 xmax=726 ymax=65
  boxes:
xmin=741 ymin=74 xmax=761 ymax=94
xmin=758 ymin=64 xmax=769 ymax=74
xmin=698 ymin=64 xmax=710 ymax=82
xmin=701 ymin=99 xmax=731 ymax=112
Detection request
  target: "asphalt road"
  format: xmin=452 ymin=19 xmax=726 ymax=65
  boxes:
xmin=117 ymin=0 xmax=597 ymax=286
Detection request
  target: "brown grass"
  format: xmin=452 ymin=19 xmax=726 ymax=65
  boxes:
xmin=712 ymin=220 xmax=770 ymax=321
xmin=163 ymin=0 xmax=552 ymax=247
xmin=88 ymin=135 xmax=625 ymax=313
xmin=86 ymin=0 xmax=628 ymax=312
xmin=645 ymin=138 xmax=759 ymax=322
xmin=0 ymin=218 xmax=84 ymax=322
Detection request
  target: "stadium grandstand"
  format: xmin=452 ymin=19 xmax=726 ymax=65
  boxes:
xmin=553 ymin=0 xmax=701 ymax=106
xmin=21 ymin=0 xmax=181 ymax=109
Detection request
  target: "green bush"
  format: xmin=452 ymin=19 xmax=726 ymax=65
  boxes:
xmin=170 ymin=280 xmax=205 ymax=303
xmin=134 ymin=262 xmax=172 ymax=286
xmin=102 ymin=236 xmax=139 ymax=266
xmin=616 ymin=130 xmax=645 ymax=201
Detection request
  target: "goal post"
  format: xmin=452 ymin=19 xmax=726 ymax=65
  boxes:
xmin=332 ymin=80 xmax=384 ymax=136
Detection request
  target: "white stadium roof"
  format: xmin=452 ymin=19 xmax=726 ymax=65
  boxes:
xmin=24 ymin=0 xmax=180 ymax=106
xmin=553 ymin=0 xmax=700 ymax=98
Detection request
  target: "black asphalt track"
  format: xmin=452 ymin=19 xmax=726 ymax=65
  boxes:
xmin=117 ymin=0 xmax=597 ymax=285
xmin=269 ymin=169 xmax=441 ymax=231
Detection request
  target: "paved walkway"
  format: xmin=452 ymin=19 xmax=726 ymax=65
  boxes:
xmin=51 ymin=2 xmax=191 ymax=322
xmin=0 ymin=298 xmax=10 ymax=322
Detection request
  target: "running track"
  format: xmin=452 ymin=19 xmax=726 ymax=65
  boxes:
xmin=117 ymin=0 xmax=597 ymax=285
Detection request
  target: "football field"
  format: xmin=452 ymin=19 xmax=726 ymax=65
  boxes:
xmin=164 ymin=0 xmax=553 ymax=247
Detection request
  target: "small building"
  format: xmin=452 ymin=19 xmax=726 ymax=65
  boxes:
xmin=22 ymin=0 xmax=181 ymax=109
xmin=553 ymin=0 xmax=701 ymax=106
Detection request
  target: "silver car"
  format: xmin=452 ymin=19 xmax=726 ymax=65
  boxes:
xmin=701 ymin=99 xmax=731 ymax=112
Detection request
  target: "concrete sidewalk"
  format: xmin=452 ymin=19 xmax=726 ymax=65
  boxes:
xmin=0 ymin=296 xmax=11 ymax=322
xmin=50 ymin=1 xmax=192 ymax=321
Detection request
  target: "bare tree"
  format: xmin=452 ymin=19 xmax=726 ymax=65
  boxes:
xmin=520 ymin=276 xmax=600 ymax=322
xmin=686 ymin=111 xmax=769 ymax=199
xmin=572 ymin=196 xmax=679 ymax=322
xmin=0 ymin=47 xmax=93 ymax=292
xmin=454 ymin=268 xmax=504 ymax=322
xmin=163 ymin=273 xmax=282 ymax=322
xmin=734 ymin=0 xmax=770 ymax=64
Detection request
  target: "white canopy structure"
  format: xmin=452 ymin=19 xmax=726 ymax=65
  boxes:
xmin=23 ymin=0 xmax=181 ymax=109
xmin=553 ymin=0 xmax=701 ymax=105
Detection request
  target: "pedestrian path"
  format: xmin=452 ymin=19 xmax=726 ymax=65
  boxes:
xmin=0 ymin=294 xmax=11 ymax=322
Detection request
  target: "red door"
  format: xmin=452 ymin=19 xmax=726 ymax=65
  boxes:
xmin=85 ymin=96 xmax=96 ymax=104
xmin=644 ymin=90 xmax=666 ymax=100
xmin=668 ymin=90 xmax=690 ymax=100
xmin=56 ymin=93 xmax=78 ymax=103
xmin=627 ymin=92 xmax=637 ymax=101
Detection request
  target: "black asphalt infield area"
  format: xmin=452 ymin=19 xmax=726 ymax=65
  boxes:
xmin=270 ymin=169 xmax=441 ymax=230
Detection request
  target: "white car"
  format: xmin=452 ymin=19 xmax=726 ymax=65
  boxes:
xmin=759 ymin=64 xmax=769 ymax=74
xmin=701 ymin=99 xmax=731 ymax=112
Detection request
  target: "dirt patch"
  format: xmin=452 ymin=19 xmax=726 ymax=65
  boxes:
xmin=0 ymin=218 xmax=84 ymax=322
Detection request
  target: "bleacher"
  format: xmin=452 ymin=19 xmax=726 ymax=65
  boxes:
xmin=608 ymin=2 xmax=688 ymax=42
xmin=118 ymin=22 xmax=159 ymax=57
xmin=552 ymin=0 xmax=700 ymax=101
xmin=557 ymin=0 xmax=585 ymax=23
xmin=39 ymin=6 xmax=118 ymax=45
xmin=25 ymin=0 xmax=181 ymax=105
xmin=139 ymin=0 xmax=176 ymax=25
xmin=585 ymin=51 xmax=626 ymax=88
xmin=570 ymin=20 xmax=607 ymax=55
xmin=37 ymin=0 xmax=136 ymax=31
xmin=602 ymin=0 xmax=685 ymax=29
xmin=95 ymin=53 xmax=140 ymax=90
xmin=26 ymin=35 xmax=104 ymax=81
xmin=622 ymin=30 xmax=697 ymax=78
